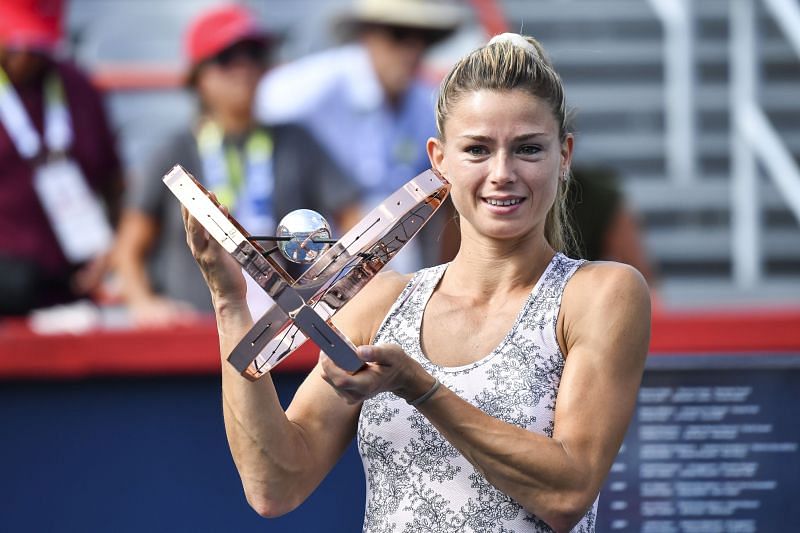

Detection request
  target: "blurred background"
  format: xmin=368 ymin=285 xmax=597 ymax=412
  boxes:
xmin=1 ymin=0 xmax=799 ymax=531
xmin=69 ymin=0 xmax=800 ymax=306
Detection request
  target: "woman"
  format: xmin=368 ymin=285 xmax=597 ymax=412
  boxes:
xmin=184 ymin=33 xmax=650 ymax=532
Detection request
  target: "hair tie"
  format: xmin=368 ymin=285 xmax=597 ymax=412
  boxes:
xmin=488 ymin=32 xmax=539 ymax=58
xmin=407 ymin=378 xmax=441 ymax=407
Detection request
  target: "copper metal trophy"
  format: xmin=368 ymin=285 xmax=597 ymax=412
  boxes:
xmin=163 ymin=165 xmax=450 ymax=380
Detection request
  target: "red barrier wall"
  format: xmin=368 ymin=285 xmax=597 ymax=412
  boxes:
xmin=2 ymin=308 xmax=799 ymax=380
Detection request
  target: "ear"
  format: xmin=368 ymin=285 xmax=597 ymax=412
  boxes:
xmin=560 ymin=133 xmax=574 ymax=172
xmin=427 ymin=136 xmax=446 ymax=175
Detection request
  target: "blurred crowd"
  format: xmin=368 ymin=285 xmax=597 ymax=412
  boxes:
xmin=0 ymin=0 xmax=656 ymax=326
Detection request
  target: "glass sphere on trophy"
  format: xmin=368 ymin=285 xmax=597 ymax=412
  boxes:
xmin=274 ymin=209 xmax=333 ymax=264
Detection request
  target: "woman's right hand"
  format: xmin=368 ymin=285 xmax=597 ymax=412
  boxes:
xmin=181 ymin=204 xmax=247 ymax=308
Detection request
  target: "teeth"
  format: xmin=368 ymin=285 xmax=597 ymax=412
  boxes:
xmin=485 ymin=198 xmax=522 ymax=206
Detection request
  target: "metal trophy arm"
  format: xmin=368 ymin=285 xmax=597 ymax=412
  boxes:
xmin=163 ymin=165 xmax=450 ymax=380
xmin=163 ymin=165 xmax=363 ymax=373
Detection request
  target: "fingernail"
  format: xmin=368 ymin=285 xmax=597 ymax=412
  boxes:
xmin=358 ymin=346 xmax=374 ymax=361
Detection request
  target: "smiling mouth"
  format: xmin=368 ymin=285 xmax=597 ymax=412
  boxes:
xmin=484 ymin=197 xmax=524 ymax=207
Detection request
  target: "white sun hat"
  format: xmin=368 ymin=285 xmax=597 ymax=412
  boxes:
xmin=336 ymin=0 xmax=466 ymax=39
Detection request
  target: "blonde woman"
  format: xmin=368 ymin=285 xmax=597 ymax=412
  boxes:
xmin=184 ymin=33 xmax=650 ymax=533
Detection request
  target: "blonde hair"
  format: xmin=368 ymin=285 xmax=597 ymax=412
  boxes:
xmin=435 ymin=34 xmax=576 ymax=254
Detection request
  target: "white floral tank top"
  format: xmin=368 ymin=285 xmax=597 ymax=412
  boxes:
xmin=357 ymin=253 xmax=596 ymax=532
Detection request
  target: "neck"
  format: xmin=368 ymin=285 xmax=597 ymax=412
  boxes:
xmin=443 ymin=226 xmax=555 ymax=299
xmin=0 ymin=57 xmax=48 ymax=88
xmin=383 ymin=85 xmax=404 ymax=109
xmin=209 ymin=108 xmax=253 ymax=136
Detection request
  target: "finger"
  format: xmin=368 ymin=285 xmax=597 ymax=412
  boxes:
xmin=320 ymin=352 xmax=358 ymax=388
xmin=205 ymin=191 xmax=231 ymax=218
xmin=181 ymin=205 xmax=198 ymax=238
xmin=319 ymin=371 xmax=364 ymax=404
xmin=357 ymin=345 xmax=376 ymax=363
xmin=318 ymin=351 xmax=338 ymax=376
xmin=320 ymin=350 xmax=365 ymax=380
xmin=182 ymin=208 xmax=211 ymax=253
xmin=357 ymin=343 xmax=405 ymax=364
xmin=319 ymin=352 xmax=349 ymax=387
xmin=181 ymin=205 xmax=200 ymax=235
xmin=321 ymin=351 xmax=380 ymax=395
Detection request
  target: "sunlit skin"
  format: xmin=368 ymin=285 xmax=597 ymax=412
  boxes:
xmin=180 ymin=70 xmax=649 ymax=532
xmin=429 ymin=89 xmax=573 ymax=248
xmin=422 ymin=89 xmax=574 ymax=316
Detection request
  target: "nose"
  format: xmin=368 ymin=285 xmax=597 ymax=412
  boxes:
xmin=489 ymin=152 xmax=516 ymax=185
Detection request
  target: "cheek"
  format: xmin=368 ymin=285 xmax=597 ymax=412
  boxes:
xmin=538 ymin=176 xmax=560 ymax=213
xmin=441 ymin=150 xmax=482 ymax=181
xmin=444 ymin=174 xmax=479 ymax=217
xmin=446 ymin=178 xmax=468 ymax=210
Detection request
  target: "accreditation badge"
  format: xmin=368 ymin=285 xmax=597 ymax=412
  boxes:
xmin=32 ymin=157 xmax=113 ymax=263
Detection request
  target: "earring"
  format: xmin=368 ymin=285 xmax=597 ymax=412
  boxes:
xmin=561 ymin=169 xmax=569 ymax=182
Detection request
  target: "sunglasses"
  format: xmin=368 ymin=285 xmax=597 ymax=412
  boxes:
xmin=368 ymin=24 xmax=449 ymax=47
xmin=208 ymin=41 xmax=267 ymax=68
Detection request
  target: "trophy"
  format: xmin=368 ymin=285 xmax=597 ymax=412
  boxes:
xmin=163 ymin=165 xmax=450 ymax=380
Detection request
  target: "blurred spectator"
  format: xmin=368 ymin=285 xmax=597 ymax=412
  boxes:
xmin=567 ymin=166 xmax=658 ymax=287
xmin=113 ymin=4 xmax=361 ymax=327
xmin=0 ymin=0 xmax=123 ymax=316
xmin=256 ymin=0 xmax=465 ymax=272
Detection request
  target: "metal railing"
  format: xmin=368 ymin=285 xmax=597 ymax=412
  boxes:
xmin=731 ymin=0 xmax=800 ymax=287
xmin=646 ymin=0 xmax=696 ymax=186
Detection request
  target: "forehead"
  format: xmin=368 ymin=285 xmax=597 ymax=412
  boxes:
xmin=444 ymin=89 xmax=559 ymax=137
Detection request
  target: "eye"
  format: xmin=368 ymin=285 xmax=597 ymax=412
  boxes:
xmin=465 ymin=145 xmax=488 ymax=156
xmin=518 ymin=145 xmax=541 ymax=156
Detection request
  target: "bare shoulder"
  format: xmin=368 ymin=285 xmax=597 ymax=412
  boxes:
xmin=353 ymin=270 xmax=414 ymax=317
xmin=566 ymin=261 xmax=650 ymax=310
xmin=331 ymin=270 xmax=414 ymax=346
xmin=561 ymin=261 xmax=651 ymax=348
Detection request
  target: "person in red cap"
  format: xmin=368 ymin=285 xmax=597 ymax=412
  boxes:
xmin=0 ymin=0 xmax=123 ymax=315
xmin=112 ymin=4 xmax=361 ymax=327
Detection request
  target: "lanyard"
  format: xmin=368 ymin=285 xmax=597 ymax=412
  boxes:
xmin=0 ymin=65 xmax=112 ymax=262
xmin=196 ymin=120 xmax=275 ymax=234
xmin=0 ymin=65 xmax=72 ymax=160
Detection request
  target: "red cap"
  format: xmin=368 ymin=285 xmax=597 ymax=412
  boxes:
xmin=0 ymin=0 xmax=63 ymax=51
xmin=185 ymin=4 xmax=269 ymax=67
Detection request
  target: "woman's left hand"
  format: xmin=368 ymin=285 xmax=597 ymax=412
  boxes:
xmin=318 ymin=344 xmax=432 ymax=405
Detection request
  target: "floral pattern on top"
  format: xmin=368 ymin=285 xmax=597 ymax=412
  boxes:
xmin=358 ymin=253 xmax=597 ymax=532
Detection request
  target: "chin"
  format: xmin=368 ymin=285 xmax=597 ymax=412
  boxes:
xmin=480 ymin=227 xmax=532 ymax=242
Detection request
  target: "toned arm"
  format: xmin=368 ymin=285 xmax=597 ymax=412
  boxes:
xmin=411 ymin=262 xmax=650 ymax=532
xmin=213 ymin=253 xmax=409 ymax=516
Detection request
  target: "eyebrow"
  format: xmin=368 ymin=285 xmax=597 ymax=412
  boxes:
xmin=459 ymin=133 xmax=549 ymax=142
